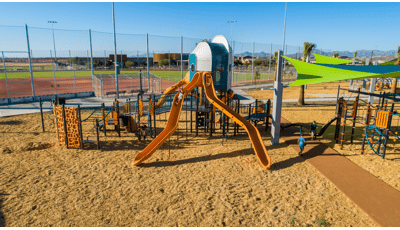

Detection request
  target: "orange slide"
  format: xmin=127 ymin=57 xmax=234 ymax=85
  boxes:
xmin=202 ymin=73 xmax=271 ymax=169
xmin=154 ymin=72 xmax=190 ymax=109
xmin=133 ymin=72 xmax=271 ymax=170
xmin=132 ymin=72 xmax=202 ymax=166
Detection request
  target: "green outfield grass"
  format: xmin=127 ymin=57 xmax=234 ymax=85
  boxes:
xmin=0 ymin=69 xmax=294 ymax=83
xmin=0 ymin=70 xmax=183 ymax=81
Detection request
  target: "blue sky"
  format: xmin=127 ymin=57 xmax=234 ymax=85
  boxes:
xmin=1 ymin=2 xmax=399 ymax=57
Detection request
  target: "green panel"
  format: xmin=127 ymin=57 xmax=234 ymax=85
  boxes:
xmin=313 ymin=53 xmax=357 ymax=65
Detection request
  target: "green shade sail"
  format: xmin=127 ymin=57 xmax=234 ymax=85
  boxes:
xmin=283 ymin=55 xmax=400 ymax=87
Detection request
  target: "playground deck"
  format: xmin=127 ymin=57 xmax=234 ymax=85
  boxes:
xmin=280 ymin=117 xmax=400 ymax=227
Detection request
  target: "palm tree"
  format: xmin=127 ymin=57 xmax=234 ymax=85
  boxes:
xmin=333 ymin=52 xmax=339 ymax=58
xmin=392 ymin=46 xmax=400 ymax=95
xmin=298 ymin=42 xmax=316 ymax=106
xmin=354 ymin=51 xmax=357 ymax=58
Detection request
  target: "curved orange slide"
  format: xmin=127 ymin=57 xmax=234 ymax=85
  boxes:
xmin=154 ymin=72 xmax=190 ymax=109
xmin=133 ymin=71 xmax=271 ymax=169
xmin=132 ymin=73 xmax=202 ymax=166
xmin=202 ymin=73 xmax=271 ymax=169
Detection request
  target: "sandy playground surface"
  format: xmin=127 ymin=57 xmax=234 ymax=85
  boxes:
xmin=0 ymin=104 xmax=380 ymax=227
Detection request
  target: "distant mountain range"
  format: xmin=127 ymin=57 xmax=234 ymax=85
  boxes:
xmin=235 ymin=50 xmax=398 ymax=58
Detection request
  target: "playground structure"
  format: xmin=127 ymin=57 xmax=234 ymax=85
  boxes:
xmin=132 ymin=35 xmax=272 ymax=169
xmin=334 ymin=87 xmax=400 ymax=158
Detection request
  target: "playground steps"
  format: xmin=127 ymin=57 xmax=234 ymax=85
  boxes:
xmin=280 ymin=117 xmax=400 ymax=227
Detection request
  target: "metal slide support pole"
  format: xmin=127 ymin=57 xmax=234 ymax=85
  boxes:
xmin=39 ymin=98 xmax=45 ymax=132
xmin=340 ymin=103 xmax=347 ymax=149
xmin=271 ymin=50 xmax=283 ymax=145
xmin=25 ymin=24 xmax=35 ymax=97
xmin=77 ymin=105 xmax=84 ymax=149
xmin=62 ymin=104 xmax=68 ymax=149
xmin=96 ymin=119 xmax=100 ymax=150
xmin=381 ymin=103 xmax=394 ymax=158
xmin=89 ymin=29 xmax=95 ymax=92
xmin=112 ymin=3 xmax=119 ymax=99
xmin=1 ymin=51 xmax=10 ymax=102
xmin=360 ymin=103 xmax=371 ymax=155
xmin=350 ymin=93 xmax=359 ymax=144
xmin=265 ymin=99 xmax=271 ymax=132
xmin=147 ymin=33 xmax=150 ymax=91
xmin=153 ymin=94 xmax=156 ymax=137
xmin=102 ymin=102 xmax=106 ymax=136
xmin=50 ymin=50 xmax=57 ymax=95
xmin=181 ymin=36 xmax=183 ymax=80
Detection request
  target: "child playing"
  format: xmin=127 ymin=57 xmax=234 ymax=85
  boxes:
xmin=175 ymin=88 xmax=184 ymax=106
xmin=297 ymin=133 xmax=306 ymax=156
xmin=310 ymin=121 xmax=318 ymax=140
xmin=140 ymin=124 xmax=147 ymax=140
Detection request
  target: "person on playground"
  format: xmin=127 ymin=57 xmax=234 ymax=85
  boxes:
xmin=140 ymin=124 xmax=147 ymax=140
xmin=297 ymin=133 xmax=306 ymax=156
xmin=175 ymin=87 xmax=184 ymax=106
xmin=310 ymin=121 xmax=318 ymax=139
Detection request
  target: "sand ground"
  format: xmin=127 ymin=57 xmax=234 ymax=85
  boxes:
xmin=0 ymin=108 xmax=378 ymax=227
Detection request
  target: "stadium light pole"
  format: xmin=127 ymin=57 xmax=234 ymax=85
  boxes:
xmin=112 ymin=2 xmax=119 ymax=99
xmin=228 ymin=21 xmax=236 ymax=49
xmin=48 ymin=21 xmax=57 ymax=63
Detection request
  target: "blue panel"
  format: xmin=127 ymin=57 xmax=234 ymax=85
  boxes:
xmin=316 ymin=64 xmax=400 ymax=74
xmin=189 ymin=54 xmax=197 ymax=81
xmin=208 ymin=43 xmax=229 ymax=91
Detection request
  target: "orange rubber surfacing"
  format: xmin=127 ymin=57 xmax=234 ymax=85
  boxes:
xmin=132 ymin=71 xmax=271 ymax=170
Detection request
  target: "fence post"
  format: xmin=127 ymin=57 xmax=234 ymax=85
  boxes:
xmin=252 ymin=42 xmax=254 ymax=83
xmin=69 ymin=50 xmax=77 ymax=95
xmin=232 ymin=40 xmax=235 ymax=84
xmin=89 ymin=29 xmax=95 ymax=93
xmin=50 ymin=50 xmax=57 ymax=95
xmin=181 ymin=36 xmax=183 ymax=80
xmin=104 ymin=50 xmax=107 ymax=70
xmin=147 ymin=33 xmax=150 ymax=91
xmin=269 ymin=43 xmax=272 ymax=81
xmin=112 ymin=2 xmax=119 ymax=99
xmin=1 ymin=51 xmax=10 ymax=103
xmin=25 ymin=24 xmax=35 ymax=98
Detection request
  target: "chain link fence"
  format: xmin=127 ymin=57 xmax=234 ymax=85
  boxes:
xmin=7 ymin=24 xmax=391 ymax=104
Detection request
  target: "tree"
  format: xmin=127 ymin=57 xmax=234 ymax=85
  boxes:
xmin=254 ymin=70 xmax=261 ymax=89
xmin=298 ymin=42 xmax=316 ymax=106
xmin=196 ymin=39 xmax=211 ymax=46
xmin=254 ymin=59 xmax=263 ymax=66
xmin=333 ymin=52 xmax=339 ymax=58
xmin=125 ymin=61 xmax=134 ymax=68
xmin=234 ymin=58 xmax=243 ymax=66
xmin=354 ymin=51 xmax=357 ymax=58
xmin=158 ymin=59 xmax=169 ymax=66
